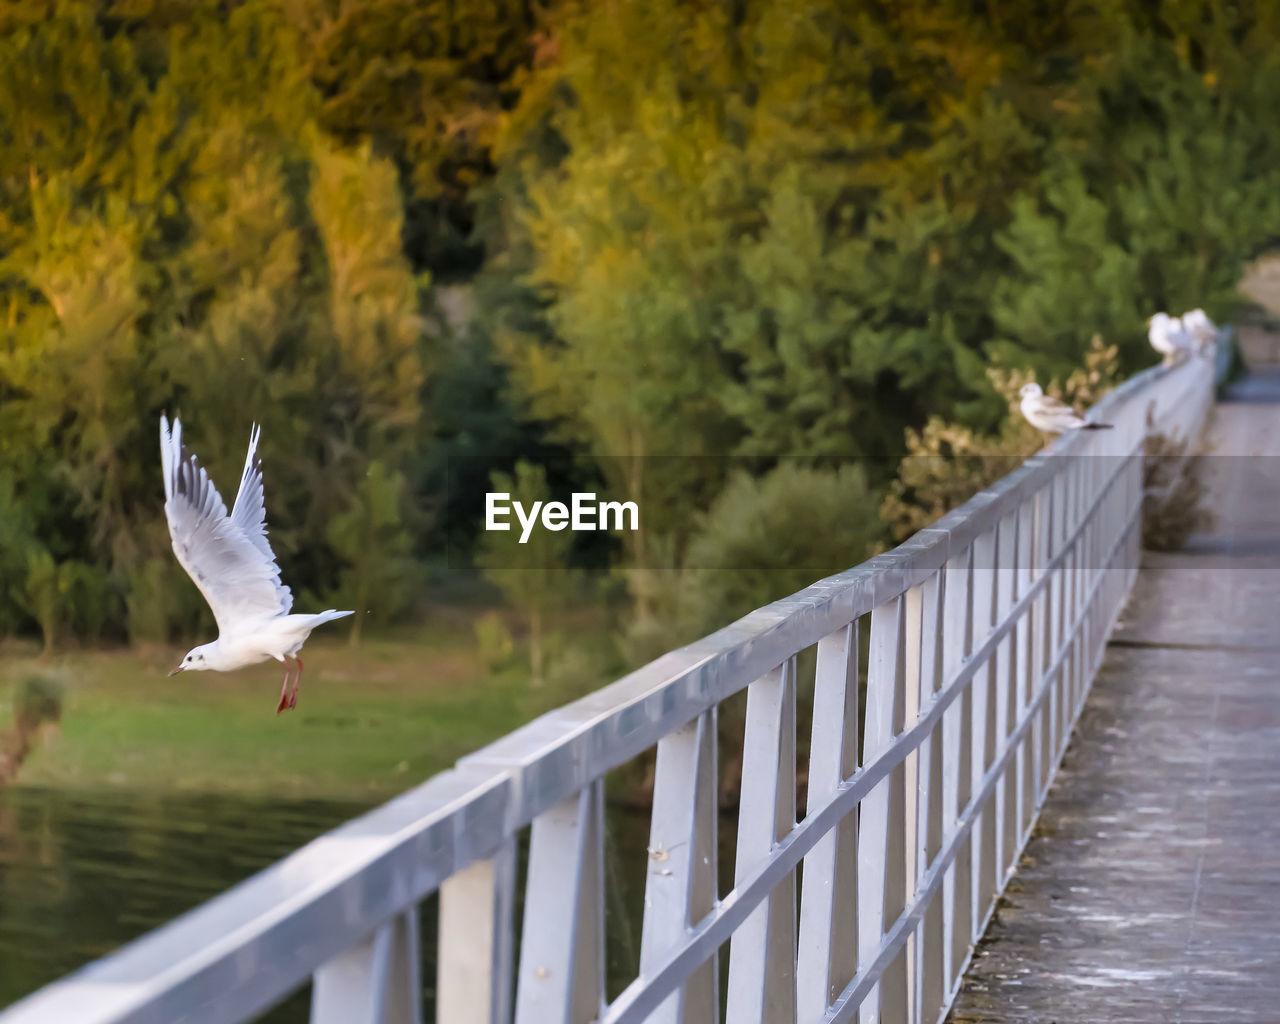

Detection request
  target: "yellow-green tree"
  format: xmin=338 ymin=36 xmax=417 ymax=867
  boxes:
xmin=0 ymin=1 xmax=428 ymax=641
xmin=477 ymin=462 xmax=581 ymax=685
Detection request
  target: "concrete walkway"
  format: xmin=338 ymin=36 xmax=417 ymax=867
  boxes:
xmin=949 ymin=369 xmax=1280 ymax=1022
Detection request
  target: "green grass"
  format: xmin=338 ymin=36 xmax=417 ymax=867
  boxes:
xmin=0 ymin=612 xmax=545 ymax=800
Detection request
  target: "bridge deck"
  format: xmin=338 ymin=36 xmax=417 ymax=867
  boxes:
xmin=950 ymin=369 xmax=1280 ymax=1023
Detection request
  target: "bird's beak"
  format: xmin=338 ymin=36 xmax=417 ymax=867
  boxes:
xmin=168 ymin=665 xmax=184 ymax=677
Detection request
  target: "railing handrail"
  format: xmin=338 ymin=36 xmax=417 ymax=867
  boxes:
xmin=0 ymin=349 xmax=1220 ymax=1024
xmin=602 ymin=460 xmax=1147 ymax=1024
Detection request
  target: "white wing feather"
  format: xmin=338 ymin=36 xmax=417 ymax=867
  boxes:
xmin=1036 ymin=394 xmax=1079 ymax=418
xmin=230 ymin=423 xmax=279 ymax=567
xmin=160 ymin=416 xmax=293 ymax=636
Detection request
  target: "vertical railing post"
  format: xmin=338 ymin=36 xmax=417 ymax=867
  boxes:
xmin=514 ymin=782 xmax=606 ymax=1024
xmin=1091 ymin=448 xmax=1107 ymax=665
xmin=858 ymin=596 xmax=907 ymax=1024
xmin=994 ymin=511 xmax=1019 ymax=884
xmin=311 ymin=909 xmax=423 ymax=1024
xmin=900 ymin=586 xmax=923 ymax=1024
xmin=798 ymin=624 xmax=859 ymax=1024
xmin=640 ymin=709 xmax=720 ymax=1024
xmin=1069 ymin=456 xmax=1086 ymax=716
xmin=438 ymin=842 xmax=516 ymax=1024
xmin=1128 ymin=444 xmax=1143 ymax=592
xmin=726 ymin=659 xmax=798 ymax=1024
xmin=1081 ymin=458 xmax=1095 ymax=680
xmin=938 ymin=545 xmax=972 ymax=1000
xmin=1031 ymin=485 xmax=1051 ymax=801
xmin=1048 ymin=473 xmax=1066 ymax=762
xmin=916 ymin=571 xmax=946 ymax=1024
xmin=970 ymin=528 xmax=998 ymax=935
xmin=1015 ymin=497 xmax=1035 ymax=841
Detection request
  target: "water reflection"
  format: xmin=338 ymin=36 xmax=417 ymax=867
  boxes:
xmin=0 ymin=787 xmax=368 ymax=1020
xmin=0 ymin=787 xmax=713 ymax=1021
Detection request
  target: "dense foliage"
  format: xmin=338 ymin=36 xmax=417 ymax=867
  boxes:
xmin=2 ymin=0 xmax=1278 ymax=649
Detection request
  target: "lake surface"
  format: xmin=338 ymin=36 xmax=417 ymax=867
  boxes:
xmin=0 ymin=786 xmax=692 ymax=1020
xmin=0 ymin=786 xmax=372 ymax=1019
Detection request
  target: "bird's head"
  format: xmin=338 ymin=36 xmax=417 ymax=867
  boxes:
xmin=170 ymin=644 xmax=214 ymax=676
xmin=1019 ymin=382 xmax=1043 ymax=400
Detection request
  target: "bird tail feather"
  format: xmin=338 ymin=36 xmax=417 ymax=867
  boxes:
xmin=1083 ymin=422 xmax=1113 ymax=430
xmin=314 ymin=608 xmax=355 ymax=623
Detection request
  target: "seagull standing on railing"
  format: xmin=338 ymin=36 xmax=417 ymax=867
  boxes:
xmin=1148 ymin=312 xmax=1193 ymax=365
xmin=1181 ymin=308 xmax=1218 ymax=355
xmin=1018 ymin=383 xmax=1113 ymax=435
xmin=160 ymin=415 xmax=353 ymax=713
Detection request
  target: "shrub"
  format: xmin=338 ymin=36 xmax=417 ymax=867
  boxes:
xmin=1143 ymin=432 xmax=1215 ymax=551
xmin=681 ymin=462 xmax=884 ymax=634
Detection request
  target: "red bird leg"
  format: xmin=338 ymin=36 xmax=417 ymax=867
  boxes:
xmin=288 ymin=656 xmax=304 ymax=710
xmin=276 ymin=661 xmax=294 ymax=715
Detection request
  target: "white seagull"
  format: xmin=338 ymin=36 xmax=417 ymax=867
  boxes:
xmin=1147 ymin=312 xmax=1192 ymax=365
xmin=1018 ymin=383 xmax=1113 ymax=435
xmin=160 ymin=416 xmax=353 ymax=713
xmin=1181 ymin=308 xmax=1217 ymax=355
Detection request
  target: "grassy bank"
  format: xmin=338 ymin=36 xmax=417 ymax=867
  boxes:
xmin=0 ymin=611 xmax=556 ymax=801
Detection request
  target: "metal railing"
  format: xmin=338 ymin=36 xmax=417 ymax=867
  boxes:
xmin=2 ymin=353 xmax=1218 ymax=1024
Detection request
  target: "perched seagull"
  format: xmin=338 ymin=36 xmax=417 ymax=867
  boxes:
xmin=1147 ymin=312 xmax=1193 ymax=365
xmin=1181 ymin=308 xmax=1217 ymax=355
xmin=160 ymin=416 xmax=353 ymax=713
xmin=1018 ymin=383 xmax=1113 ymax=435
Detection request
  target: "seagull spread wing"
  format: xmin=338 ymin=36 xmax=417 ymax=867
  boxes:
xmin=160 ymin=416 xmax=293 ymax=636
xmin=230 ymin=423 xmax=280 ymax=567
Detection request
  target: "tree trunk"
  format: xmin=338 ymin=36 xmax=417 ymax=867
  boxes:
xmin=349 ymin=579 xmax=367 ymax=647
xmin=529 ymin=606 xmax=544 ymax=687
xmin=0 ymin=723 xmax=35 ymax=789
xmin=626 ymin=434 xmax=654 ymax=622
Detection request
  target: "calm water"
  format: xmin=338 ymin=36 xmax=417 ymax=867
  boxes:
xmin=0 ymin=786 xmax=683 ymax=1020
xmin=0 ymin=787 xmax=372 ymax=1019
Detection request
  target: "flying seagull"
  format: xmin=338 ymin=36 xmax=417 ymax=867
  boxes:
xmin=160 ymin=416 xmax=353 ymax=713
xmin=1018 ymin=383 xmax=1113 ymax=435
xmin=1147 ymin=312 xmax=1192 ymax=365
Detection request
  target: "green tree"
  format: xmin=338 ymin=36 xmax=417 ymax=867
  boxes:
xmin=490 ymin=0 xmax=1094 ymax=567
xmin=280 ymin=0 xmax=563 ymax=274
xmin=988 ymin=164 xmax=1143 ymax=380
xmin=496 ymin=0 xmax=1280 ymax=561
xmin=325 ymin=460 xmax=418 ymax=645
xmin=477 ymin=462 xmax=580 ymax=685
xmin=0 ymin=2 xmax=429 ymax=639
xmin=18 ymin=550 xmax=65 ymax=655
xmin=0 ymin=472 xmax=41 ymax=636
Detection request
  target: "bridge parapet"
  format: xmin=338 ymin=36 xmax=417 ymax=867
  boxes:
xmin=0 ymin=351 xmax=1220 ymax=1024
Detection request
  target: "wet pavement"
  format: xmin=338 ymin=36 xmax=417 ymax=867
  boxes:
xmin=949 ymin=370 xmax=1280 ymax=1022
